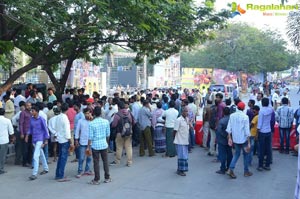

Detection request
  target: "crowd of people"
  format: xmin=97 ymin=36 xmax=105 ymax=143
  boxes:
xmin=0 ymin=83 xmax=298 ymax=185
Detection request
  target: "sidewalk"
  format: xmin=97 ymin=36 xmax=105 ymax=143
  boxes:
xmin=0 ymin=146 xmax=296 ymax=199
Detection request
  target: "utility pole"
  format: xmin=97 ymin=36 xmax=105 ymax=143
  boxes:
xmin=143 ymin=56 xmax=147 ymax=89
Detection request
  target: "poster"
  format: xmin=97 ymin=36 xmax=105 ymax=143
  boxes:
xmin=181 ymin=68 xmax=213 ymax=90
xmin=60 ymin=59 xmax=102 ymax=94
xmin=153 ymin=54 xmax=181 ymax=87
xmin=212 ymin=69 xmax=238 ymax=85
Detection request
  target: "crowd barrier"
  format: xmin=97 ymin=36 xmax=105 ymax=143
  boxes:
xmin=273 ymin=123 xmax=297 ymax=150
xmin=194 ymin=121 xmax=298 ymax=150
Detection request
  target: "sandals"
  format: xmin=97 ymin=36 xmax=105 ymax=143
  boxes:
xmin=104 ymin=178 xmax=112 ymax=183
xmin=40 ymin=170 xmax=49 ymax=175
xmin=29 ymin=175 xmax=37 ymax=180
xmin=176 ymin=171 xmax=186 ymax=176
xmin=83 ymin=171 xmax=94 ymax=176
xmin=88 ymin=180 xmax=100 ymax=185
xmin=56 ymin=178 xmax=71 ymax=182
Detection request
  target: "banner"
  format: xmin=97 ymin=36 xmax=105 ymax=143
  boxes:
xmin=181 ymin=68 xmax=213 ymax=90
xmin=212 ymin=69 xmax=237 ymax=85
xmin=60 ymin=59 xmax=102 ymax=93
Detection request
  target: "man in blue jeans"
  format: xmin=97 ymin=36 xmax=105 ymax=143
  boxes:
xmin=276 ymin=97 xmax=294 ymax=154
xmin=75 ymin=108 xmax=93 ymax=178
xmin=216 ymin=107 xmax=232 ymax=175
xmin=55 ymin=103 xmax=73 ymax=182
xmin=257 ymin=98 xmax=274 ymax=171
xmin=226 ymin=102 xmax=252 ymax=179
xmin=26 ymin=106 xmax=49 ymax=180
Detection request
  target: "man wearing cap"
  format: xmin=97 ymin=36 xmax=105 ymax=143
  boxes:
xmin=86 ymin=98 xmax=95 ymax=113
xmin=226 ymin=101 xmax=252 ymax=179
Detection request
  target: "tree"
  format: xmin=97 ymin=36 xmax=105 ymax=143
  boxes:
xmin=287 ymin=10 xmax=300 ymax=49
xmin=181 ymin=23 xmax=299 ymax=75
xmin=0 ymin=0 xmax=229 ymax=94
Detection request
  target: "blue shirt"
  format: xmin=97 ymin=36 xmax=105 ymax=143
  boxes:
xmin=138 ymin=106 xmax=152 ymax=131
xmin=75 ymin=118 xmax=90 ymax=146
xmin=74 ymin=112 xmax=84 ymax=134
xmin=258 ymin=106 xmax=273 ymax=133
xmin=276 ymin=105 xmax=294 ymax=128
xmin=88 ymin=117 xmax=110 ymax=150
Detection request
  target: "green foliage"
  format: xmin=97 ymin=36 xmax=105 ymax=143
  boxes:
xmin=287 ymin=10 xmax=300 ymax=49
xmin=0 ymin=53 xmax=12 ymax=71
xmin=2 ymin=0 xmax=229 ymax=62
xmin=0 ymin=0 xmax=229 ymax=89
xmin=181 ymin=23 xmax=299 ymax=73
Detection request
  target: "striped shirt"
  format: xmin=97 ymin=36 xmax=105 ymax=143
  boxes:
xmin=88 ymin=117 xmax=110 ymax=150
xmin=276 ymin=105 xmax=294 ymax=128
xmin=226 ymin=110 xmax=250 ymax=144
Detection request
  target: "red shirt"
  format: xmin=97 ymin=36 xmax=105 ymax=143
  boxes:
xmin=66 ymin=107 xmax=76 ymax=130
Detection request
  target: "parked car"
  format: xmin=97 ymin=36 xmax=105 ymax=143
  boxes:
xmin=209 ymin=84 xmax=235 ymax=99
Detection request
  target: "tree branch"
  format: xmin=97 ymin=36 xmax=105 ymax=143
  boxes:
xmin=44 ymin=66 xmax=59 ymax=87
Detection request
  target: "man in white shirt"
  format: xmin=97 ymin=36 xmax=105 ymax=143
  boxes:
xmin=187 ymin=96 xmax=197 ymax=151
xmin=162 ymin=100 xmax=179 ymax=157
xmin=11 ymin=101 xmax=26 ymax=165
xmin=14 ymin=89 xmax=26 ymax=113
xmin=256 ymin=92 xmax=263 ymax=109
xmin=226 ymin=101 xmax=252 ymax=179
xmin=0 ymin=108 xmax=14 ymax=174
xmin=48 ymin=106 xmax=61 ymax=162
xmin=272 ymin=89 xmax=280 ymax=110
xmin=54 ymin=103 xmax=73 ymax=182
xmin=173 ymin=106 xmax=190 ymax=176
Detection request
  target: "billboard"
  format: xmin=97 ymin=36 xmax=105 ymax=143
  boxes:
xmin=153 ymin=54 xmax=180 ymax=87
xmin=60 ymin=59 xmax=103 ymax=95
xmin=181 ymin=68 xmax=213 ymax=90
xmin=212 ymin=69 xmax=238 ymax=85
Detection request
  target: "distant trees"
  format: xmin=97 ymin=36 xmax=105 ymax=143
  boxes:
xmin=181 ymin=23 xmax=299 ymax=75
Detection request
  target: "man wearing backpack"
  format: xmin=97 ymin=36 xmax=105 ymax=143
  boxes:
xmin=110 ymin=101 xmax=135 ymax=166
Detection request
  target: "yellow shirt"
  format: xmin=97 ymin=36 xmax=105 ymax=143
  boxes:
xmin=250 ymin=115 xmax=258 ymax=137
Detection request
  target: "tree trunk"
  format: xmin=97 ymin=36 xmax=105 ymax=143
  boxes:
xmin=44 ymin=66 xmax=62 ymax=101
xmin=0 ymin=61 xmax=38 ymax=91
xmin=0 ymin=0 xmax=7 ymax=40
xmin=44 ymin=57 xmax=76 ymax=102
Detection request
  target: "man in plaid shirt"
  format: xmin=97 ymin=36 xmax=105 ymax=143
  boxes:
xmin=87 ymin=107 xmax=111 ymax=185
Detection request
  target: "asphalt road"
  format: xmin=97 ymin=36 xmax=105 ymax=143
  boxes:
xmin=0 ymin=142 xmax=297 ymax=199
